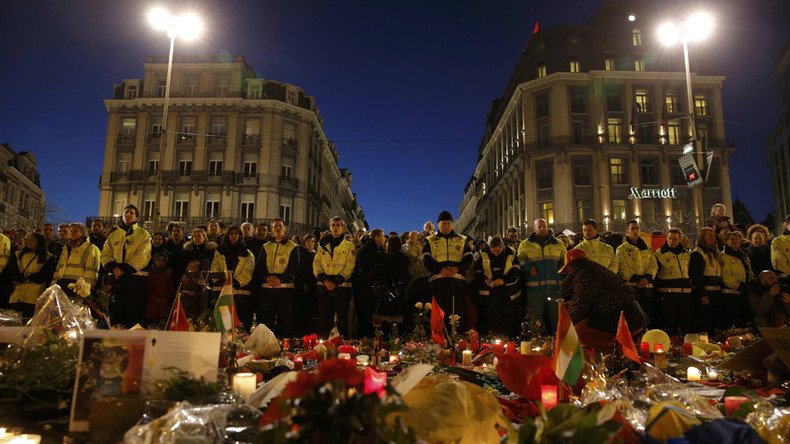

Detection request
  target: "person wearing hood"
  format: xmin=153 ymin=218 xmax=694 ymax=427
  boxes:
xmin=517 ymin=217 xmax=566 ymax=331
xmin=313 ymin=217 xmax=356 ymax=338
xmin=256 ymin=218 xmax=300 ymax=338
xmin=558 ymin=249 xmax=647 ymax=351
xmin=573 ymin=219 xmax=617 ymax=273
xmin=101 ymin=204 xmax=152 ymax=328
xmin=770 ymin=214 xmax=790 ymax=281
xmin=748 ymin=271 xmax=790 ymax=327
xmin=654 ymin=228 xmax=693 ymax=335
xmin=422 ymin=210 xmax=474 ymax=332
xmin=10 ymin=232 xmax=57 ymax=317
xmin=53 ymin=222 xmax=101 ymax=301
xmin=720 ymin=231 xmax=752 ymax=328
xmin=476 ymin=236 xmax=520 ymax=336
xmin=210 ymin=225 xmax=255 ymax=330
xmin=616 ymin=220 xmax=658 ymax=327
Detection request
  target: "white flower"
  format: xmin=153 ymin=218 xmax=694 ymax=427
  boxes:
xmin=449 ymin=314 xmax=461 ymax=322
xmin=425 ymin=303 xmax=432 ymax=311
xmin=415 ymin=302 xmax=423 ymax=310
xmin=67 ymin=277 xmax=91 ymax=298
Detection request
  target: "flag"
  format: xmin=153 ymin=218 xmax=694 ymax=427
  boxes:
xmin=533 ymin=20 xmax=540 ymax=34
xmin=616 ymin=311 xmax=641 ymax=363
xmin=213 ymin=275 xmax=241 ymax=331
xmin=552 ymin=303 xmax=584 ymax=385
xmin=168 ymin=293 xmax=190 ymax=331
xmin=430 ymin=296 xmax=446 ymax=346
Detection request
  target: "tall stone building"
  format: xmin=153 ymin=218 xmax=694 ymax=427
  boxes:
xmin=96 ymin=55 xmax=366 ymax=234
xmin=0 ymin=143 xmax=46 ymax=230
xmin=768 ymin=43 xmax=790 ymax=231
xmin=457 ymin=0 xmax=734 ymax=238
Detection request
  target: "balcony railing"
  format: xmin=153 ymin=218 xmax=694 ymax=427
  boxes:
xmin=146 ymin=132 xmax=162 ymax=144
xmin=282 ymin=138 xmax=298 ymax=153
xmin=279 ymin=175 xmax=298 ymax=189
xmin=241 ymin=134 xmax=260 ymax=146
xmin=237 ymin=174 xmax=259 ymax=185
xmin=206 ymin=134 xmax=227 ymax=146
xmin=116 ymin=134 xmax=136 ymax=145
xmin=176 ymin=133 xmax=196 ymax=145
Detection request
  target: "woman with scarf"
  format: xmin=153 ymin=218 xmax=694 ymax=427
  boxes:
xmin=54 ymin=223 xmax=101 ymax=301
xmin=689 ymin=227 xmax=722 ymax=333
xmin=210 ymin=226 xmax=255 ymax=330
xmin=720 ymin=231 xmax=752 ymax=328
xmin=9 ymin=233 xmax=57 ymax=317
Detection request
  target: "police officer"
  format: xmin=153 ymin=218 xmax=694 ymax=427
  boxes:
xmin=54 ymin=223 xmax=101 ymax=300
xmin=313 ymin=217 xmax=356 ymax=338
xmin=256 ymin=218 xmax=300 ymax=337
xmin=422 ymin=210 xmax=473 ymax=331
xmin=517 ymin=217 xmax=566 ymax=331
xmin=771 ymin=214 xmax=790 ymax=282
xmin=616 ymin=220 xmax=658 ymax=326
xmin=574 ymin=219 xmax=618 ymax=273
xmin=655 ymin=228 xmax=693 ymax=335
xmin=689 ymin=227 xmax=722 ymax=334
xmin=476 ymin=236 xmax=520 ymax=336
xmin=101 ymin=204 xmax=151 ymax=328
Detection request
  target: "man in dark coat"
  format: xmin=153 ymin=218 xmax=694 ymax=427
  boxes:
xmin=558 ymin=249 xmax=648 ymax=350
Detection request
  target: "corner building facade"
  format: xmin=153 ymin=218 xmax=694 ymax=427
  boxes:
xmin=97 ymin=55 xmax=366 ymax=234
xmin=457 ymin=0 xmax=734 ymax=238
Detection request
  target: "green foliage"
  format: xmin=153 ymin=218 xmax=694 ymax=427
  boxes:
xmin=158 ymin=368 xmax=220 ymax=404
xmin=522 ymin=404 xmax=622 ymax=444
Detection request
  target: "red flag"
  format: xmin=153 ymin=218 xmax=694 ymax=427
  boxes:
xmin=430 ymin=296 xmax=446 ymax=346
xmin=533 ymin=20 xmax=540 ymax=34
xmin=168 ymin=294 xmax=190 ymax=331
xmin=616 ymin=311 xmax=641 ymax=363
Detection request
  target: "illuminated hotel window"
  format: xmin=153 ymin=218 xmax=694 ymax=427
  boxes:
xmin=632 ymin=28 xmax=642 ymax=46
xmin=667 ymin=121 xmax=681 ymax=145
xmin=609 ymin=158 xmax=625 ymax=184
xmin=576 ymin=200 xmax=591 ymax=223
xmin=607 ymin=118 xmax=623 ymax=143
xmin=665 ymin=91 xmax=679 ymax=113
xmin=694 ymin=94 xmax=709 ymax=116
xmin=634 ymin=89 xmax=650 ymax=112
xmin=605 ymin=57 xmax=616 ymax=71
xmin=634 ymin=59 xmax=644 ymax=72
xmin=569 ymin=59 xmax=580 ymax=73
xmin=537 ymin=63 xmax=547 ymax=78
xmin=541 ymin=202 xmax=555 ymax=224
xmin=612 ymin=199 xmax=627 ymax=221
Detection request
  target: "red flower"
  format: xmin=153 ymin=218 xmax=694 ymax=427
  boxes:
xmin=316 ymin=358 xmax=364 ymax=387
xmin=283 ymin=371 xmax=316 ymax=399
xmin=256 ymin=373 xmax=263 ymax=383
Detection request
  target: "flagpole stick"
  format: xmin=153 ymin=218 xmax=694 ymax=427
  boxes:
xmin=166 ymin=282 xmax=183 ymax=330
xmin=557 ymin=297 xmax=564 ymax=403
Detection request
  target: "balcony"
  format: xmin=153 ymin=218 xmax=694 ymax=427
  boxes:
xmin=206 ymin=134 xmax=227 ymax=146
xmin=207 ymin=171 xmax=236 ymax=184
xmin=237 ymin=174 xmax=259 ymax=185
xmin=146 ymin=132 xmax=162 ymax=144
xmin=279 ymin=175 xmax=298 ymax=189
xmin=241 ymin=134 xmax=260 ymax=146
xmin=116 ymin=133 xmax=136 ymax=145
xmin=110 ymin=171 xmax=131 ymax=182
xmin=176 ymin=133 xmax=196 ymax=145
xmin=281 ymin=138 xmax=298 ymax=154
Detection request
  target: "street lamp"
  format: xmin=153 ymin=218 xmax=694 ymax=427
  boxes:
xmin=147 ymin=7 xmax=202 ymax=230
xmin=658 ymin=12 xmax=713 ymax=228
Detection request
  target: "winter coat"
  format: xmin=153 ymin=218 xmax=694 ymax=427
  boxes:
xmin=573 ymin=236 xmax=618 ymax=273
xmin=560 ymin=259 xmax=637 ymax=326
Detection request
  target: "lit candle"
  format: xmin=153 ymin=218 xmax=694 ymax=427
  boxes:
xmin=389 ymin=354 xmax=399 ymax=364
xmin=707 ymin=367 xmax=719 ymax=381
xmin=493 ymin=340 xmax=504 ymax=353
xmin=724 ymin=396 xmax=749 ymax=416
xmin=293 ymin=356 xmax=303 ymax=370
xmin=1 ymin=435 xmax=41 ymax=444
xmin=640 ymin=341 xmax=651 ymax=360
xmin=506 ymin=341 xmax=516 ymax=354
xmin=462 ymin=349 xmax=473 ymax=366
xmin=687 ymin=366 xmax=701 ymax=381
xmin=232 ymin=372 xmax=257 ymax=403
xmin=493 ymin=357 xmax=498 ymax=369
xmin=653 ymin=343 xmax=664 ymax=353
xmin=364 ymin=367 xmax=387 ymax=397
xmin=540 ymin=385 xmax=559 ymax=409
xmin=338 ymin=352 xmax=351 ymax=361
xmin=683 ymin=343 xmax=693 ymax=356
xmin=653 ymin=344 xmax=667 ymax=371
xmin=357 ymin=355 xmax=370 ymax=366
xmin=283 ymin=338 xmax=290 ymax=351
xmin=520 ymin=341 xmax=530 ymax=355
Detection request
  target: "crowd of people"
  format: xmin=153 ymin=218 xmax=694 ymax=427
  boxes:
xmin=0 ymin=202 xmax=788 ymax=345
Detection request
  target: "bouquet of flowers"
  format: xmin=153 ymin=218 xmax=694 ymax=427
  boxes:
xmin=410 ymin=302 xmax=431 ymax=340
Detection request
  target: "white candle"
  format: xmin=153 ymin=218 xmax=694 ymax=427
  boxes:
xmin=687 ymin=366 xmax=701 ymax=381
xmin=1 ymin=434 xmax=42 ymax=444
xmin=462 ymin=350 xmax=473 ymax=366
xmin=389 ymin=354 xmax=399 ymax=364
xmin=338 ymin=352 xmax=351 ymax=360
xmin=233 ymin=372 xmax=257 ymax=403
xmin=708 ymin=367 xmax=719 ymax=380
xmin=356 ymin=355 xmax=370 ymax=366
xmin=520 ymin=341 xmax=530 ymax=355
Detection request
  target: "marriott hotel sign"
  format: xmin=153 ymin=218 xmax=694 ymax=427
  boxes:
xmin=628 ymin=187 xmax=678 ymax=199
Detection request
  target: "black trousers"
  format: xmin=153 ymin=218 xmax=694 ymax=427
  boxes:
xmin=482 ymin=287 xmax=517 ymax=337
xmin=429 ymin=278 xmax=467 ymax=333
xmin=235 ymin=293 xmax=254 ymax=332
xmin=318 ymin=285 xmax=352 ymax=338
xmin=260 ymin=287 xmax=296 ymax=338
xmin=656 ymin=292 xmax=695 ymax=336
xmin=109 ymin=274 xmax=147 ymax=328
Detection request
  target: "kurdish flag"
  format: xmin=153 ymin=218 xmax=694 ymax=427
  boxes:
xmin=552 ymin=303 xmax=584 ymax=385
xmin=214 ymin=275 xmax=241 ymax=331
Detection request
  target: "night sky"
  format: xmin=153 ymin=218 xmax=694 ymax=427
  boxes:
xmin=0 ymin=0 xmax=787 ymax=233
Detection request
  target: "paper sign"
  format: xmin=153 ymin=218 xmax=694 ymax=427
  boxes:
xmin=760 ymin=327 xmax=790 ymax=369
xmin=390 ymin=363 xmax=434 ymax=396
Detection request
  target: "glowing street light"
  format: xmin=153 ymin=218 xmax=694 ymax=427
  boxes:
xmin=658 ymin=12 xmax=713 ymax=228
xmin=148 ymin=7 xmax=203 ymax=229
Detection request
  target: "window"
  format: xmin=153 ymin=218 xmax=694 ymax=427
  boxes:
xmin=634 ymin=89 xmax=650 ymax=112
xmin=150 ymin=117 xmax=163 ymax=137
xmin=665 ymin=92 xmax=679 ymax=113
xmin=248 ymin=84 xmax=262 ymax=99
xmin=283 ymin=122 xmax=297 ymax=149
xmin=243 ymin=160 xmax=257 ymax=178
xmin=571 ymin=120 xmax=586 ymax=144
xmin=126 ymin=84 xmax=138 ymax=99
xmin=540 ymin=202 xmax=555 ymax=224
xmin=605 ymin=57 xmax=616 ymax=71
xmin=697 ymin=123 xmax=709 ymax=148
xmin=537 ymin=162 xmax=553 ymax=189
xmin=576 ymin=200 xmax=591 ymax=223
xmin=573 ymin=161 xmax=592 ymax=185
xmin=286 ymin=90 xmax=298 ymax=105
xmin=537 ymin=63 xmax=546 ymax=78
xmin=121 ymin=118 xmax=136 ymax=135
xmin=671 ymin=158 xmax=686 ymax=185
xmin=607 ymin=118 xmax=623 ymax=143
xmin=185 ymin=76 xmax=199 ymax=97
xmin=205 ymin=193 xmax=220 ymax=219
xmin=113 ymin=192 xmax=129 ymax=216
xmin=148 ymin=157 xmax=159 ymax=174
xmin=569 ymin=58 xmax=580 ymax=73
xmin=673 ymin=199 xmax=689 ymax=220
xmin=640 ymin=158 xmax=658 ymax=184
xmin=280 ymin=157 xmax=294 ymax=178
xmin=157 ymin=80 xmax=167 ymax=98
xmin=216 ymin=76 xmax=229 ymax=97
xmin=667 ymin=121 xmax=681 ymax=145
xmin=694 ymin=94 xmax=709 ymax=116
xmin=180 ymin=117 xmax=196 ymax=134
xmin=208 ymin=152 xmax=223 ymax=176
xmin=537 ymin=121 xmax=550 ymax=148
xmin=174 ymin=192 xmax=189 ymax=218
xmin=609 ymin=158 xmax=625 ymax=184
xmin=241 ymin=198 xmax=255 ymax=221
xmin=570 ymin=87 xmax=586 ymax=113
xmin=535 ymin=91 xmax=550 ymax=118
xmin=612 ymin=199 xmax=627 ymax=221
xmin=117 ymin=153 xmax=131 ymax=173
xmin=606 ymin=89 xmax=622 ymax=112
xmin=279 ymin=196 xmax=292 ymax=222
xmin=632 ymin=28 xmax=642 ymax=46
xmin=178 ymin=153 xmax=192 ymax=176
xmin=210 ymin=116 xmax=227 ymax=135
xmin=641 ymin=199 xmax=656 ymax=222
xmin=634 ymin=59 xmax=644 ymax=72
xmin=143 ymin=199 xmax=155 ymax=221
